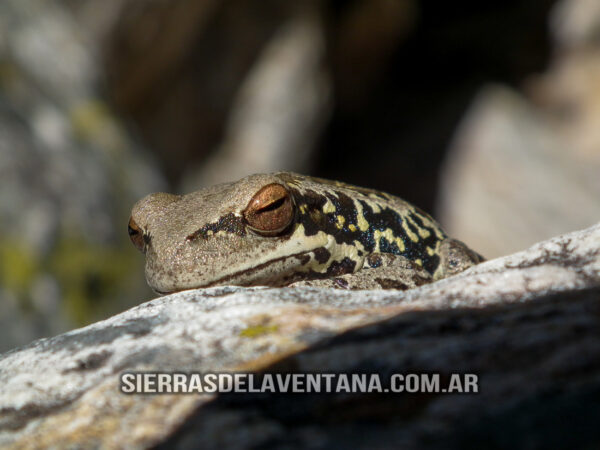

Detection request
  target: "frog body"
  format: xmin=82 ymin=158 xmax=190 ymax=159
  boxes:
xmin=128 ymin=172 xmax=483 ymax=294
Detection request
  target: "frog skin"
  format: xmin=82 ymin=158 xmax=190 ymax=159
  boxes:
xmin=128 ymin=172 xmax=484 ymax=294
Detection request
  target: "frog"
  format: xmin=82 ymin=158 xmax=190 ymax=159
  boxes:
xmin=128 ymin=172 xmax=484 ymax=294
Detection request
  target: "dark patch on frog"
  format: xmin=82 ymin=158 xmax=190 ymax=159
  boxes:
xmin=412 ymin=273 xmax=433 ymax=286
xmin=294 ymin=254 xmax=311 ymax=265
xmin=186 ymin=212 xmax=246 ymax=241
xmin=378 ymin=236 xmax=402 ymax=255
xmin=291 ymin=186 xmax=444 ymax=276
xmin=325 ymin=257 xmax=357 ymax=276
xmin=290 ymin=188 xmax=332 ymax=237
xmin=291 ymin=188 xmax=360 ymax=243
xmin=358 ymin=202 xmax=443 ymax=275
xmin=313 ymin=247 xmax=331 ymax=264
xmin=375 ymin=278 xmax=409 ymax=290
xmin=291 ymin=257 xmax=357 ymax=283
xmin=366 ymin=253 xmax=383 ymax=268
xmin=403 ymin=215 xmax=421 ymax=237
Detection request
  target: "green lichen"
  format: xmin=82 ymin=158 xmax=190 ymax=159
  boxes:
xmin=239 ymin=324 xmax=279 ymax=338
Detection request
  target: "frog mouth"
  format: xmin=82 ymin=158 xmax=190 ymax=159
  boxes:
xmin=202 ymin=250 xmax=316 ymax=288
xmin=150 ymin=251 xmax=313 ymax=295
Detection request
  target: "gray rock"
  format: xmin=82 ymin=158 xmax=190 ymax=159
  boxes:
xmin=0 ymin=223 xmax=599 ymax=449
xmin=438 ymin=86 xmax=600 ymax=259
xmin=438 ymin=1 xmax=600 ymax=262
xmin=551 ymin=0 xmax=600 ymax=49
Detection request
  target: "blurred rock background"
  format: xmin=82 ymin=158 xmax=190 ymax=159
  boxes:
xmin=1 ymin=0 xmax=599 ymax=352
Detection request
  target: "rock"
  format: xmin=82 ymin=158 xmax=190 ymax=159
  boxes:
xmin=438 ymin=0 xmax=600 ymax=261
xmin=551 ymin=0 xmax=600 ymax=49
xmin=1 ymin=223 xmax=599 ymax=449
xmin=438 ymin=86 xmax=600 ymax=259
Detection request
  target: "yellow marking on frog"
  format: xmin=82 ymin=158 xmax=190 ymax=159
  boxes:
xmin=373 ymin=228 xmax=406 ymax=253
xmin=414 ymin=258 xmax=423 ymax=267
xmin=401 ymin=220 xmax=420 ymax=243
xmin=348 ymin=224 xmax=357 ymax=232
xmin=299 ymin=204 xmax=308 ymax=214
xmin=264 ymin=225 xmax=332 ymax=274
xmin=424 ymin=216 xmax=447 ymax=240
xmin=285 ymin=178 xmax=302 ymax=188
xmin=354 ymin=201 xmax=370 ymax=232
xmin=436 ymin=227 xmax=446 ymax=240
xmin=322 ymin=198 xmax=336 ymax=214
xmin=336 ymin=215 xmax=345 ymax=229
xmin=334 ymin=241 xmax=365 ymax=271
xmin=426 ymin=246 xmax=436 ymax=256
xmin=365 ymin=199 xmax=381 ymax=213
xmin=405 ymin=214 xmax=431 ymax=239
xmin=415 ymin=222 xmax=431 ymax=239
xmin=353 ymin=240 xmax=366 ymax=253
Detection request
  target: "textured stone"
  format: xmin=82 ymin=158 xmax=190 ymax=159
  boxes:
xmin=0 ymin=223 xmax=599 ymax=449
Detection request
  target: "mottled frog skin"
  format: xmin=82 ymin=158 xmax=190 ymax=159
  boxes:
xmin=128 ymin=173 xmax=483 ymax=294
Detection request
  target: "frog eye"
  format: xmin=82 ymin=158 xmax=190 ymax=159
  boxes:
xmin=128 ymin=217 xmax=146 ymax=253
xmin=244 ymin=183 xmax=294 ymax=236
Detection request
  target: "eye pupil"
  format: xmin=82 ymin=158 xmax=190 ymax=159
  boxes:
xmin=244 ymin=184 xmax=294 ymax=236
xmin=256 ymin=197 xmax=285 ymax=213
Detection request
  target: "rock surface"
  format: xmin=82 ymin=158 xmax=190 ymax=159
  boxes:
xmin=1 ymin=223 xmax=599 ymax=449
xmin=438 ymin=0 xmax=600 ymax=260
xmin=438 ymin=85 xmax=600 ymax=259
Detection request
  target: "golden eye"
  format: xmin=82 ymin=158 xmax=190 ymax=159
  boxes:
xmin=243 ymin=183 xmax=294 ymax=236
xmin=128 ymin=217 xmax=146 ymax=252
